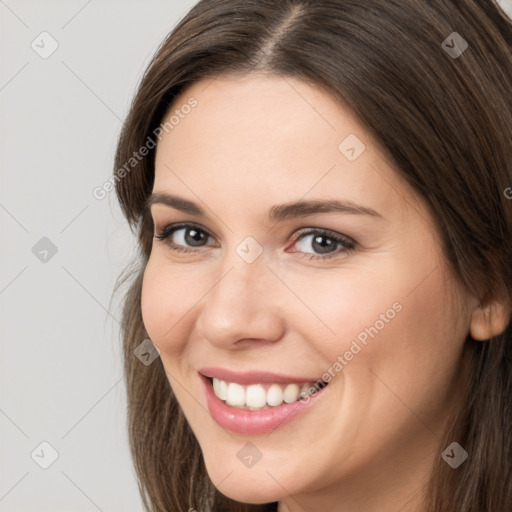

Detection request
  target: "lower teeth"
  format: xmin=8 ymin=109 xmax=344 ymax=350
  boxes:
xmin=234 ymin=403 xmax=272 ymax=410
xmin=226 ymin=402 xmax=275 ymax=411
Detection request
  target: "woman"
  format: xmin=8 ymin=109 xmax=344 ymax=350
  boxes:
xmin=113 ymin=1 xmax=512 ymax=510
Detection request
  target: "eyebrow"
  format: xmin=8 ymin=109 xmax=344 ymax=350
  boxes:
xmin=146 ymin=192 xmax=384 ymax=221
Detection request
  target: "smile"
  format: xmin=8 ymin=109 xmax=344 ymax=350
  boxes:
xmin=199 ymin=368 xmax=330 ymax=435
xmin=212 ymin=378 xmax=325 ymax=410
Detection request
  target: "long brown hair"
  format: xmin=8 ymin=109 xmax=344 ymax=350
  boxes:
xmin=113 ymin=1 xmax=512 ymax=510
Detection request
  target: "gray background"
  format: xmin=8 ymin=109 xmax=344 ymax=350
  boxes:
xmin=1 ymin=1 xmax=511 ymax=511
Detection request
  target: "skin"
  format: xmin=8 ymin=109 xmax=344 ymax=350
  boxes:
xmin=141 ymin=73 xmax=509 ymax=512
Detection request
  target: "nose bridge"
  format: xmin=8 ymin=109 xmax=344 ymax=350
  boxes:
xmin=195 ymin=248 xmax=284 ymax=346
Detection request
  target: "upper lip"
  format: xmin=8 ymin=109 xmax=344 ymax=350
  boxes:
xmin=199 ymin=367 xmax=324 ymax=385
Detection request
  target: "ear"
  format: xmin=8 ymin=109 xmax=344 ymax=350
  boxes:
xmin=469 ymin=296 xmax=511 ymax=341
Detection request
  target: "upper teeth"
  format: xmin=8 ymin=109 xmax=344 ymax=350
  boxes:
xmin=212 ymin=378 xmax=319 ymax=410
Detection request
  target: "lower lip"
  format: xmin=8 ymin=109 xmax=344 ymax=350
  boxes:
xmin=201 ymin=375 xmax=329 ymax=435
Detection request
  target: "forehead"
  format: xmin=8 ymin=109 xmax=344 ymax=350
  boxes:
xmin=152 ymin=73 xmax=426 ymax=225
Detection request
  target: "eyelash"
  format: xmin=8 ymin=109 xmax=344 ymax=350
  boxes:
xmin=153 ymin=222 xmax=356 ymax=261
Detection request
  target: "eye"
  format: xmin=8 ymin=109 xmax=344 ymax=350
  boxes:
xmin=288 ymin=229 xmax=356 ymax=260
xmin=154 ymin=223 xmax=355 ymax=260
xmin=154 ymin=223 xmax=216 ymax=253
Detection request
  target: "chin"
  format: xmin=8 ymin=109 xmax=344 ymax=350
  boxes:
xmin=202 ymin=456 xmax=285 ymax=504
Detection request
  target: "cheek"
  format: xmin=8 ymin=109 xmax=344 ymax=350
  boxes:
xmin=282 ymin=265 xmax=405 ymax=358
xmin=302 ymin=256 xmax=466 ymax=389
xmin=140 ymin=257 xmax=191 ymax=352
xmin=331 ymin=266 xmax=467 ymax=419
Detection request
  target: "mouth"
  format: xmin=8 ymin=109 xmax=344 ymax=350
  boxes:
xmin=198 ymin=368 xmax=330 ymax=434
xmin=209 ymin=376 xmax=328 ymax=410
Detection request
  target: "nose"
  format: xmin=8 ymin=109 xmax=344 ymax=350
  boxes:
xmin=195 ymin=255 xmax=286 ymax=349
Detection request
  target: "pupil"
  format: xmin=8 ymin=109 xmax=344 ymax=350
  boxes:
xmin=313 ymin=235 xmax=335 ymax=254
xmin=185 ymin=228 xmax=207 ymax=246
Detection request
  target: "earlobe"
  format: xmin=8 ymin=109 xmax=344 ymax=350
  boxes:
xmin=469 ymin=298 xmax=511 ymax=341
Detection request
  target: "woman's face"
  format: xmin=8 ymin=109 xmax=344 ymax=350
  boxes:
xmin=141 ymin=74 xmax=477 ymax=510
